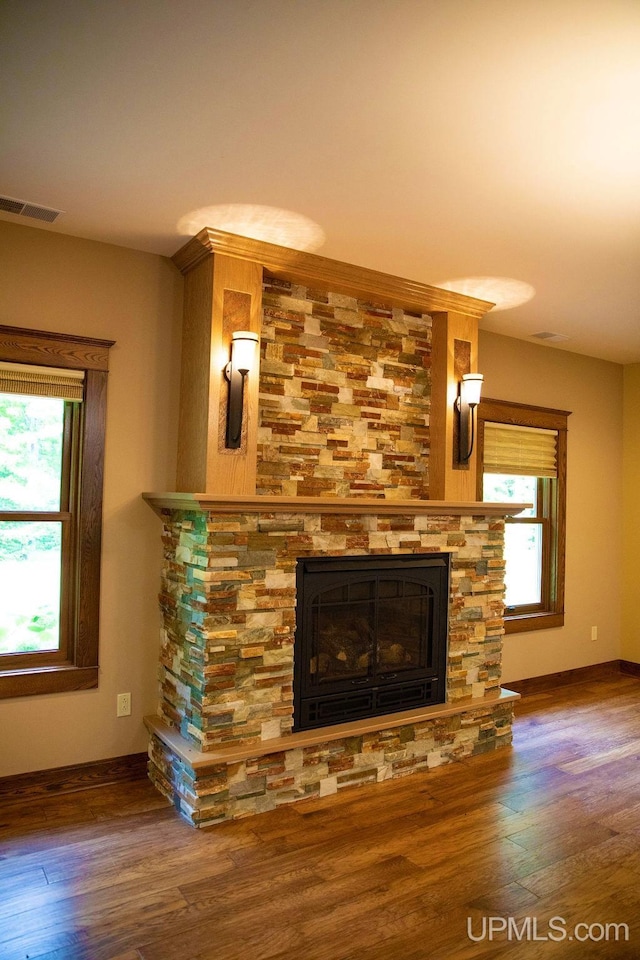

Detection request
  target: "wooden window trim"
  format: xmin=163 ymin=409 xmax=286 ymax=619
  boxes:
xmin=477 ymin=397 xmax=570 ymax=635
xmin=0 ymin=326 xmax=114 ymax=698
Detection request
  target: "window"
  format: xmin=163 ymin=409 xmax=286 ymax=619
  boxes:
xmin=477 ymin=398 xmax=569 ymax=634
xmin=0 ymin=325 xmax=114 ymax=698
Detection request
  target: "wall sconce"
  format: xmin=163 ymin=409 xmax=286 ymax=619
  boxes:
xmin=224 ymin=330 xmax=259 ymax=449
xmin=456 ymin=372 xmax=483 ymax=463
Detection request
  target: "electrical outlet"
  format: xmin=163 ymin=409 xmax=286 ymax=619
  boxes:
xmin=117 ymin=692 xmax=131 ymax=717
xmin=591 ymin=626 xmax=598 ymax=642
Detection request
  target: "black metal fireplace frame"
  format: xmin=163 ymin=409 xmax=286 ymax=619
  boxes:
xmin=293 ymin=552 xmax=450 ymax=731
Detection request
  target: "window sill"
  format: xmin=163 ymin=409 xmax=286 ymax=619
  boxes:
xmin=504 ymin=612 xmax=565 ymax=635
xmin=0 ymin=665 xmax=98 ymax=699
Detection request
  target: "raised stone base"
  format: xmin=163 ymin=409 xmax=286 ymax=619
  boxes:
xmin=146 ymin=690 xmax=517 ymax=827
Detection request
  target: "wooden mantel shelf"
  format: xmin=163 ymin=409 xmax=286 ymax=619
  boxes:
xmin=142 ymin=492 xmax=529 ymax=518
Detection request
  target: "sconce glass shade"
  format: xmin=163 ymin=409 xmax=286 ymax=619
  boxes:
xmin=457 ymin=372 xmax=483 ymax=464
xmin=460 ymin=372 xmax=483 ymax=408
xmin=231 ymin=330 xmax=259 ymax=375
xmin=224 ymin=330 xmax=259 ymax=449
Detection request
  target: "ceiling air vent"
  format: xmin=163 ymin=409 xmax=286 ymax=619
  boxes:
xmin=0 ymin=194 xmax=63 ymax=223
xmin=532 ymin=331 xmax=570 ymax=343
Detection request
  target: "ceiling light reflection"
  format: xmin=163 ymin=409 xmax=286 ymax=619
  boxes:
xmin=437 ymin=276 xmax=535 ymax=312
xmin=177 ymin=204 xmax=325 ymax=252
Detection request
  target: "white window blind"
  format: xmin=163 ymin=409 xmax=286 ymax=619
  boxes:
xmin=483 ymin=422 xmax=558 ymax=477
xmin=0 ymin=361 xmax=84 ymax=402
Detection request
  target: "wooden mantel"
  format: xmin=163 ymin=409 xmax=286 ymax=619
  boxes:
xmin=143 ymin=492 xmax=528 ymax=519
xmin=173 ymin=228 xmax=493 ymax=320
xmin=171 ymin=228 xmax=493 ymax=503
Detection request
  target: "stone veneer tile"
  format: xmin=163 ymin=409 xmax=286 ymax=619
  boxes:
xmin=257 ymin=278 xmax=432 ymax=499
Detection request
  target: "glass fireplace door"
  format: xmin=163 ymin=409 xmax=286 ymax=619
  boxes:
xmin=295 ymin=554 xmax=449 ymax=730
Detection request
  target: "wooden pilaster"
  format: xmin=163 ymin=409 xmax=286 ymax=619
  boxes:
xmin=429 ymin=311 xmax=480 ymax=501
xmin=176 ymin=252 xmax=262 ymax=494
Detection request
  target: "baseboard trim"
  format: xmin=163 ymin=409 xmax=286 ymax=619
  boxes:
xmin=506 ymin=660 xmax=632 ymax=695
xmin=0 ymin=752 xmax=148 ymax=802
xmin=620 ymin=659 xmax=640 ymax=678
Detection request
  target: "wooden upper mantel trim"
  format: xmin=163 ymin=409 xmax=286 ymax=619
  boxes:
xmin=171 ymin=228 xmax=494 ymax=320
xmin=143 ymin=492 xmax=529 ymax=518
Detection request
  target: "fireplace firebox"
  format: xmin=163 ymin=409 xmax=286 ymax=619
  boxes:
xmin=294 ymin=553 xmax=450 ymax=730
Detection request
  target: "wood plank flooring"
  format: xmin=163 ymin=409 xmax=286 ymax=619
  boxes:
xmin=2 ymin=674 xmax=640 ymax=959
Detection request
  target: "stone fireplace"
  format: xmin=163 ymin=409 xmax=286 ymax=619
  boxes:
xmin=143 ymin=229 xmax=523 ymax=827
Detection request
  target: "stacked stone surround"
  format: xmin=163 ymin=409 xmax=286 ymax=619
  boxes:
xmin=147 ymin=505 xmax=515 ymax=827
xmin=257 ymin=277 xmax=431 ymax=499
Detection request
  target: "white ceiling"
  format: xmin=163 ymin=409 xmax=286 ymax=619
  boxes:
xmin=2 ymin=0 xmax=640 ymax=363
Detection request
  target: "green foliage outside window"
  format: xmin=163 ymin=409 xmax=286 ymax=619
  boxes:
xmin=483 ymin=473 xmax=543 ymax=608
xmin=0 ymin=395 xmax=64 ymax=653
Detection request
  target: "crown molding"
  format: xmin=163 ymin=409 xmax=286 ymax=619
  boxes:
xmin=171 ymin=228 xmax=494 ymax=320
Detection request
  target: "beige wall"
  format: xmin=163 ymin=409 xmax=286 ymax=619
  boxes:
xmin=622 ymin=364 xmax=640 ymax=663
xmin=0 ymin=220 xmax=183 ymax=777
xmin=479 ymin=331 xmax=623 ymax=683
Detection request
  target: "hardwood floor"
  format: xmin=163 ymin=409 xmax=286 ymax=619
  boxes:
xmin=2 ymin=674 xmax=640 ymax=959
